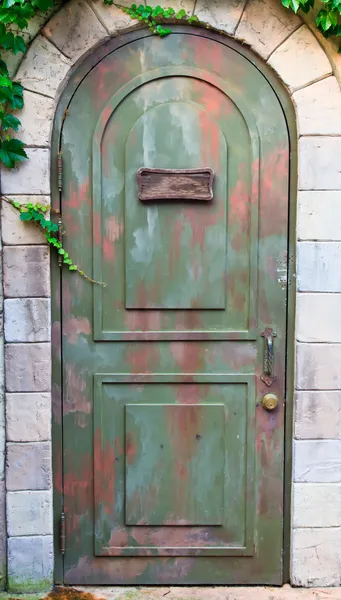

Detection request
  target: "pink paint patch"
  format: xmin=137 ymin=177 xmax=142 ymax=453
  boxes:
xmin=64 ymin=364 xmax=90 ymax=415
xmin=62 ymin=280 xmax=73 ymax=314
xmin=102 ymin=217 xmax=124 ymax=262
xmin=125 ymin=431 xmax=137 ymax=465
xmin=66 ymin=178 xmax=89 ymax=210
xmin=103 ymin=237 xmax=115 ymax=261
xmin=127 ymin=309 xmax=162 ymax=333
xmin=63 ymin=316 xmax=91 ymax=344
xmin=93 ymin=212 xmax=101 ymax=246
xmin=51 ymin=320 xmax=61 ymax=348
xmin=229 ymin=165 xmax=250 ymax=234
xmin=105 ymin=216 xmax=124 ymax=242
xmin=170 ymin=342 xmax=205 ymax=372
xmin=125 ymin=345 xmax=160 ymax=374
xmin=107 ymin=527 xmax=129 ymax=548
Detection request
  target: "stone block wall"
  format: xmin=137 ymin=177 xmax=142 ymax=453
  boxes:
xmin=293 ymin=79 xmax=341 ymax=585
xmin=1 ymin=0 xmax=341 ymax=591
xmin=2 ymin=225 xmax=53 ymax=591
xmin=0 ymin=215 xmax=6 ymax=590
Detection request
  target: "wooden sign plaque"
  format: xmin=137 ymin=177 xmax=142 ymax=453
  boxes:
xmin=137 ymin=168 xmax=214 ymax=202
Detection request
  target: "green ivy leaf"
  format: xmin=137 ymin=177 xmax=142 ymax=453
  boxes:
xmin=9 ymin=81 xmax=24 ymax=109
xmin=0 ymin=74 xmax=12 ymax=87
xmin=31 ymin=0 xmax=54 ymax=11
xmin=0 ymin=59 xmax=8 ymax=76
xmin=0 ymin=81 xmax=25 ymax=110
xmin=45 ymin=235 xmax=61 ymax=248
xmin=152 ymin=6 xmax=163 ymax=17
xmin=32 ymin=211 xmax=44 ymax=222
xmin=0 ymin=137 xmax=27 ymax=168
xmin=1 ymin=113 xmax=21 ymax=131
xmin=20 ymin=211 xmax=33 ymax=221
xmin=154 ymin=23 xmax=171 ymax=36
xmin=188 ymin=14 xmax=199 ymax=23
xmin=0 ymin=31 xmax=15 ymax=50
xmin=282 ymin=0 xmax=300 ymax=13
xmin=176 ymin=8 xmax=186 ymax=18
xmin=316 ymin=8 xmax=331 ymax=29
xmin=163 ymin=7 xmax=175 ymax=16
xmin=12 ymin=34 xmax=26 ymax=54
xmin=3 ymin=0 xmax=19 ymax=8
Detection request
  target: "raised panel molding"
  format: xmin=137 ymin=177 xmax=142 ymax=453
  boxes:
xmin=93 ymin=373 xmax=255 ymax=557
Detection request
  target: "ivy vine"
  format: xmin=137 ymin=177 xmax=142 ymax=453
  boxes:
xmin=114 ymin=3 xmax=199 ymax=36
xmin=3 ymin=197 xmax=105 ymax=284
xmin=0 ymin=0 xmax=340 ymax=281
xmin=283 ymin=0 xmax=341 ymax=35
xmin=0 ymin=0 xmax=55 ymax=168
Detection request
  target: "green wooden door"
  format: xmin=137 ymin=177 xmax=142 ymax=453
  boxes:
xmin=58 ymin=28 xmax=289 ymax=585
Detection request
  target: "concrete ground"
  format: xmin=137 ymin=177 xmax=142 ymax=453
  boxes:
xmin=77 ymin=586 xmax=341 ymax=600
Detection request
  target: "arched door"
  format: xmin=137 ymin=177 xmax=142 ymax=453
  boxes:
xmin=56 ymin=27 xmax=290 ymax=585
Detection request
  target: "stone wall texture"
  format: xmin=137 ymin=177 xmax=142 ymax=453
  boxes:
xmin=1 ymin=0 xmax=341 ymax=591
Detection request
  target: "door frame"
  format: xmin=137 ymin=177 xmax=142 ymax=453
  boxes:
xmin=50 ymin=25 xmax=297 ymax=585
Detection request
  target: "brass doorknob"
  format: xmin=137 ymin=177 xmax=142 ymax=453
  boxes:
xmin=262 ymin=393 xmax=279 ymax=411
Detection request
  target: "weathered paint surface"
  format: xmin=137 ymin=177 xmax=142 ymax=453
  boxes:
xmin=58 ymin=30 xmax=289 ymax=585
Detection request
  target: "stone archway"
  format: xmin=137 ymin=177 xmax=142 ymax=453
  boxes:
xmin=1 ymin=0 xmax=341 ymax=591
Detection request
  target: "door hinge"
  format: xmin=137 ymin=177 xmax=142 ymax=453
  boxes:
xmin=60 ymin=512 xmax=66 ymax=555
xmin=57 ymin=151 xmax=63 ymax=192
xmin=57 ymin=214 xmax=63 ymax=268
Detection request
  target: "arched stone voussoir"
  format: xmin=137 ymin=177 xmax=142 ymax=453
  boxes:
xmin=3 ymin=2 xmax=62 ymax=78
xmin=194 ymin=0 xmax=247 ymax=35
xmin=14 ymin=36 xmax=64 ymax=154
xmin=15 ymin=89 xmax=54 ymax=147
xmin=234 ymin=0 xmax=301 ymax=60
xmin=268 ymin=24 xmax=332 ymax=93
xmin=42 ymin=0 xmax=108 ymax=62
xmin=299 ymin=0 xmax=341 ymax=86
xmin=88 ymin=0 xmax=142 ymax=36
xmin=16 ymin=35 xmax=72 ymax=100
xmin=42 ymin=0 xmax=143 ymax=62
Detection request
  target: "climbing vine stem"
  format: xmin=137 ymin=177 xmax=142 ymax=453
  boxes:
xmin=114 ymin=4 xmax=199 ymax=36
xmin=2 ymin=197 xmax=106 ymax=285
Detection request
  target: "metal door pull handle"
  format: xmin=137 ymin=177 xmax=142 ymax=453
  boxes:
xmin=261 ymin=327 xmax=277 ymax=387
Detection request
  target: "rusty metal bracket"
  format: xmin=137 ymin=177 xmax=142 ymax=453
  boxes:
xmin=57 ymin=152 xmax=63 ymax=192
xmin=60 ymin=512 xmax=66 ymax=555
xmin=57 ymin=215 xmax=63 ymax=268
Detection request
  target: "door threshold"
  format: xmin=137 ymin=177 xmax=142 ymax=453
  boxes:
xmin=71 ymin=585 xmax=341 ymax=599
